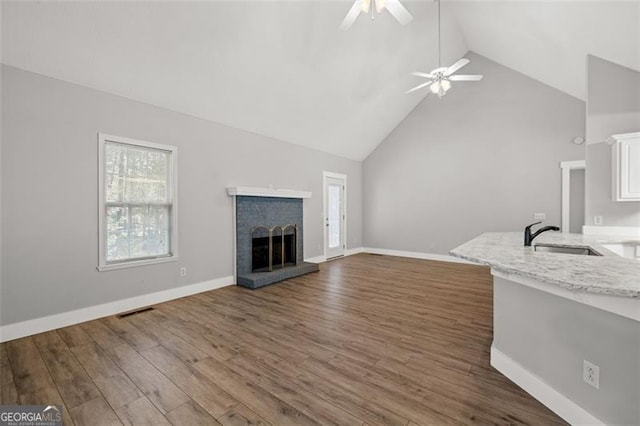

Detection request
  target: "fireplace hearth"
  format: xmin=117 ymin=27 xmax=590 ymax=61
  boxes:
xmin=231 ymin=192 xmax=319 ymax=289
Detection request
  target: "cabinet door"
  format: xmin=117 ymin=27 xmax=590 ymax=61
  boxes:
xmin=614 ymin=135 xmax=640 ymax=201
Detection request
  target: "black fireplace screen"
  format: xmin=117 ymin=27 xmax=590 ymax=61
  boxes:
xmin=251 ymin=225 xmax=297 ymax=272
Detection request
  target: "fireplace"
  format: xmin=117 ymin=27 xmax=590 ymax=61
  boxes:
xmin=251 ymin=225 xmax=297 ymax=272
xmin=228 ymin=188 xmax=319 ymax=289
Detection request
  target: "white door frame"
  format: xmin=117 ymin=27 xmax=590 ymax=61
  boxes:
xmin=560 ymin=160 xmax=586 ymax=233
xmin=323 ymin=171 xmax=347 ymax=260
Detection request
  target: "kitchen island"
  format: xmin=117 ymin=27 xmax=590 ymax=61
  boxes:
xmin=451 ymin=232 xmax=639 ymax=426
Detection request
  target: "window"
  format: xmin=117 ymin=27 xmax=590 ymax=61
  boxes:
xmin=98 ymin=133 xmax=178 ymax=271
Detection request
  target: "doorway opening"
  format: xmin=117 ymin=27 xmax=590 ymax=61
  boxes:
xmin=560 ymin=160 xmax=586 ymax=233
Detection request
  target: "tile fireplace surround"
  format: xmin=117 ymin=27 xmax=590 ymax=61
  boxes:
xmin=228 ymin=187 xmax=319 ymax=289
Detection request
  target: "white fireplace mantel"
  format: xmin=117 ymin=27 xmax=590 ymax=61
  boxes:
xmin=226 ymin=186 xmax=311 ymax=199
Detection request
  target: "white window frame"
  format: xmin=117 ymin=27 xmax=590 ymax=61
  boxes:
xmin=97 ymin=133 xmax=178 ymax=271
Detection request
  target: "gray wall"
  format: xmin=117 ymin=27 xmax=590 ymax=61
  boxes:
xmin=494 ymin=277 xmax=640 ymax=425
xmin=586 ymin=55 xmax=640 ymax=144
xmin=585 ymin=55 xmax=640 ymax=228
xmin=363 ymin=52 xmax=585 ymax=254
xmin=0 ymin=65 xmax=363 ymax=325
xmin=0 ymin=64 xmax=3 ymax=305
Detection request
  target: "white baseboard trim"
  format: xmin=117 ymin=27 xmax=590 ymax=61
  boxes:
xmin=363 ymin=247 xmax=475 ymax=265
xmin=305 ymin=247 xmax=365 ymax=264
xmin=491 ymin=346 xmax=604 ymax=426
xmin=0 ymin=275 xmax=235 ymax=343
xmin=583 ymin=225 xmax=640 ymax=237
xmin=346 ymin=247 xmax=365 ymax=256
xmin=307 ymin=247 xmax=474 ymax=265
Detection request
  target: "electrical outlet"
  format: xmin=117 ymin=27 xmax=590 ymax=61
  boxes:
xmin=534 ymin=213 xmax=546 ymax=220
xmin=583 ymin=360 xmax=600 ymax=389
xmin=594 ymin=216 xmax=603 ymax=226
xmin=180 ymin=267 xmax=187 ymax=278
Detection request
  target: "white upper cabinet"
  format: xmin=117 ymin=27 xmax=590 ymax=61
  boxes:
xmin=609 ymin=132 xmax=640 ymax=201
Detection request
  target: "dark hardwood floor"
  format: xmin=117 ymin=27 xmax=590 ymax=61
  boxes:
xmin=0 ymin=254 xmax=566 ymax=425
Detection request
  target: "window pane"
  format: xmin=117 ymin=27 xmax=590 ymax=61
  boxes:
xmin=105 ymin=142 xmax=170 ymax=203
xmin=106 ymin=205 xmax=170 ymax=262
xmin=129 ymin=205 xmax=170 ymax=259
xmin=328 ymin=184 xmax=341 ymax=248
xmin=106 ymin=206 xmax=130 ymax=261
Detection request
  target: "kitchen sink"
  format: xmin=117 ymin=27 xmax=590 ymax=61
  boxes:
xmin=534 ymin=244 xmax=602 ymax=256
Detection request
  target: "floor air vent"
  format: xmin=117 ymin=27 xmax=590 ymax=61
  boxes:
xmin=117 ymin=307 xmax=154 ymax=318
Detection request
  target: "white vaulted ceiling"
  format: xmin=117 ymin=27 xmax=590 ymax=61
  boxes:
xmin=1 ymin=0 xmax=466 ymax=161
xmin=2 ymin=1 xmax=639 ymax=160
xmin=451 ymin=1 xmax=640 ymax=102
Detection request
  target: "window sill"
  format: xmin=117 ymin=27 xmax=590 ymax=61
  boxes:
xmin=97 ymin=256 xmax=178 ymax=272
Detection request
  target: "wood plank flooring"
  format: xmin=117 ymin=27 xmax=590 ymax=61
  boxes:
xmin=0 ymin=254 xmax=566 ymax=425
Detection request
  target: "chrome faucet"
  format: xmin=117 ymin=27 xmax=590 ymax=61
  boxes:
xmin=524 ymin=221 xmax=560 ymax=246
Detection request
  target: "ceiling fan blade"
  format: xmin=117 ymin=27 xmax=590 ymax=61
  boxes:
xmin=411 ymin=71 xmax=434 ymax=79
xmin=340 ymin=0 xmax=362 ymax=30
xmin=449 ymin=75 xmax=484 ymax=81
xmin=445 ymin=58 xmax=470 ymax=76
xmin=385 ymin=0 xmax=413 ymax=26
xmin=406 ymin=81 xmax=433 ymax=94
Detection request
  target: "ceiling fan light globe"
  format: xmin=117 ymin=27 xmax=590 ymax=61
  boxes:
xmin=361 ymin=0 xmax=371 ymax=13
xmin=441 ymin=79 xmax=451 ymax=92
xmin=376 ymin=0 xmax=387 ymax=13
xmin=430 ymin=81 xmax=441 ymax=94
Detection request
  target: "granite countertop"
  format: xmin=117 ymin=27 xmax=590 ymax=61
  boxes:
xmin=450 ymin=232 xmax=640 ymax=298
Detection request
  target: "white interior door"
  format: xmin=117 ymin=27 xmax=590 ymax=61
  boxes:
xmin=324 ymin=173 xmax=346 ymax=259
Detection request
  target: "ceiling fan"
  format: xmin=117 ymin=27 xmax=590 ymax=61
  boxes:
xmin=340 ymin=0 xmax=413 ymax=31
xmin=407 ymin=0 xmax=483 ymax=98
